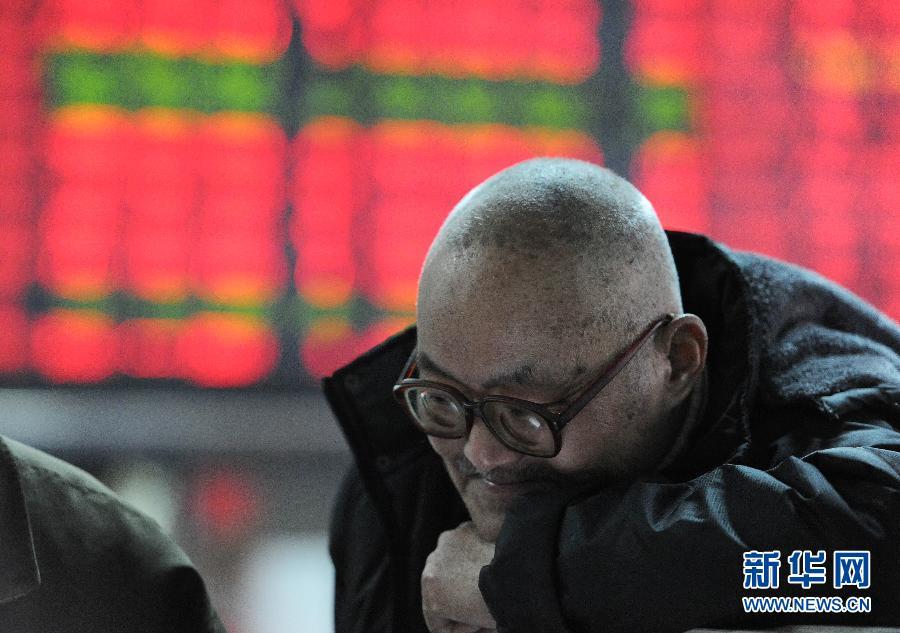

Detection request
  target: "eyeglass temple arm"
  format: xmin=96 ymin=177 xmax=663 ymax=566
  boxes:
xmin=396 ymin=348 xmax=419 ymax=385
xmin=559 ymin=314 xmax=676 ymax=423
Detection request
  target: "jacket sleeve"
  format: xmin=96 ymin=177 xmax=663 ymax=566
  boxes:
xmin=479 ymin=405 xmax=900 ymax=633
xmin=330 ymin=466 xmax=394 ymax=633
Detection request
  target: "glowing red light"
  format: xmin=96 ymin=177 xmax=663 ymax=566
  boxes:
xmin=293 ymin=0 xmax=365 ymax=68
xmin=869 ymin=167 xmax=900 ymax=320
xmin=870 ymin=2 xmax=900 ymax=31
xmin=713 ymin=175 xmax=787 ymax=259
xmin=190 ymin=231 xmax=285 ymax=304
xmin=50 ymin=0 xmax=139 ymax=51
xmin=626 ymin=15 xmax=704 ymax=82
xmin=710 ymin=0 xmax=781 ymax=21
xmin=175 ymin=313 xmax=278 ymax=387
xmin=118 ymin=318 xmax=180 ymax=378
xmin=296 ymin=0 xmax=601 ymax=82
xmin=792 ymin=139 xmax=856 ymax=174
xmin=369 ymin=197 xmax=445 ymax=312
xmin=188 ymin=114 xmax=287 ymax=304
xmin=709 ymin=20 xmax=777 ymax=62
xmin=0 ymin=184 xmax=31 ymax=221
xmin=46 ymin=106 xmax=131 ymax=184
xmin=192 ymin=469 xmax=260 ymax=541
xmin=799 ymin=176 xmax=858 ymax=255
xmin=48 ymin=0 xmax=291 ymax=58
xmin=532 ymin=3 xmax=601 ymax=83
xmin=0 ymin=141 xmax=33 ymax=184
xmin=804 ymin=96 xmax=864 ymax=140
xmin=0 ymin=223 xmax=31 ymax=299
xmin=122 ymin=112 xmax=196 ymax=301
xmin=705 ymin=136 xmax=780 ymax=172
xmin=31 ymin=310 xmax=118 ymax=383
xmin=368 ymin=0 xmax=427 ymax=74
xmin=38 ymin=184 xmax=121 ymax=298
xmin=127 ymin=110 xmax=198 ymax=201
xmin=123 ymin=229 xmax=192 ymax=302
xmin=293 ymin=118 xmax=361 ymax=308
xmin=140 ymin=0 xmax=215 ymax=56
xmin=702 ymin=96 xmax=790 ymax=136
xmin=356 ymin=316 xmax=415 ymax=352
xmin=301 ymin=317 xmax=366 ymax=379
xmin=0 ymin=307 xmax=27 ymax=372
xmin=197 ymin=113 xmax=287 ymax=200
xmin=791 ymin=0 xmax=856 ymax=30
xmin=213 ymin=0 xmax=292 ymax=62
xmin=632 ymin=132 xmax=709 ymax=234
xmin=294 ymin=0 xmax=356 ymax=31
xmin=303 ymin=317 xmax=414 ymax=379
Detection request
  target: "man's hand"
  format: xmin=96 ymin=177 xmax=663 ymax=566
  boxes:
xmin=422 ymin=521 xmax=498 ymax=633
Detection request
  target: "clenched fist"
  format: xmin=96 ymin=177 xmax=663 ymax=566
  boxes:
xmin=421 ymin=521 xmax=498 ymax=633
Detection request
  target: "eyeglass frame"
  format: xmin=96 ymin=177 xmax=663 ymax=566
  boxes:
xmin=392 ymin=313 xmax=676 ymax=457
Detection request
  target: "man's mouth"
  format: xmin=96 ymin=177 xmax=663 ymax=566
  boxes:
xmin=452 ymin=456 xmax=563 ymax=501
xmin=472 ymin=476 xmax=527 ymax=499
xmin=470 ymin=474 xmax=551 ymax=499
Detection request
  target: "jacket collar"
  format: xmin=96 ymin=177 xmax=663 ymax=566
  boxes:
xmin=0 ymin=437 xmax=41 ymax=603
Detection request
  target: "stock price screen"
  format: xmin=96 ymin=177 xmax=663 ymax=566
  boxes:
xmin=1 ymin=0 xmax=897 ymax=388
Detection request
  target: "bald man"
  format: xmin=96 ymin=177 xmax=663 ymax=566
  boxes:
xmin=325 ymin=159 xmax=900 ymax=633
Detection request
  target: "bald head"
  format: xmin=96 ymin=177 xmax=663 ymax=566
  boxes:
xmin=419 ymin=158 xmax=682 ymax=357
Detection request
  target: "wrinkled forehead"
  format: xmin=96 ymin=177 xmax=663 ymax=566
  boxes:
xmin=416 ymin=249 xmax=624 ymax=392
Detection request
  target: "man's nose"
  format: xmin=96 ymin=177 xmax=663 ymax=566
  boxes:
xmin=463 ymin=417 xmax=521 ymax=472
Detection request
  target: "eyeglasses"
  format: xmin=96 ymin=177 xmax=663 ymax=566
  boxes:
xmin=392 ymin=314 xmax=675 ymax=458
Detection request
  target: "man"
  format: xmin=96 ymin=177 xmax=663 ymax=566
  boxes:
xmin=325 ymin=158 xmax=900 ymax=632
xmin=0 ymin=435 xmax=225 ymax=632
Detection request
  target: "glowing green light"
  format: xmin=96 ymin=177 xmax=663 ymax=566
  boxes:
xmin=637 ymin=85 xmax=689 ymax=132
xmin=47 ymin=51 xmax=277 ymax=114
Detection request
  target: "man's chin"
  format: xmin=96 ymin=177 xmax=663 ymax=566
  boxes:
xmin=469 ymin=508 xmax=505 ymax=542
xmin=463 ymin=489 xmax=509 ymax=542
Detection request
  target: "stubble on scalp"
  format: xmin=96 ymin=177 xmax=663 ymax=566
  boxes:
xmin=418 ymin=157 xmax=683 ymax=357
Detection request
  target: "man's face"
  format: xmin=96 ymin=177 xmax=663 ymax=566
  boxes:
xmin=416 ymin=260 xmax=680 ymax=541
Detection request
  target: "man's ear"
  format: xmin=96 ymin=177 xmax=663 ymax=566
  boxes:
xmin=658 ymin=314 xmax=707 ymax=403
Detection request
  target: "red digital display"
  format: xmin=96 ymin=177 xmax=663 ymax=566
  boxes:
xmin=628 ymin=0 xmax=900 ymax=314
xmin=31 ymin=310 xmax=119 ymax=383
xmin=47 ymin=0 xmax=292 ymax=60
xmin=1 ymin=0 xmax=42 ymax=375
xmin=0 ymin=307 xmax=29 ymax=373
xmin=0 ymin=0 xmax=896 ymax=389
xmin=294 ymin=0 xmax=601 ymax=83
xmin=292 ymin=117 xmax=361 ymax=309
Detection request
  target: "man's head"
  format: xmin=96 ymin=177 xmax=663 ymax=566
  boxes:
xmin=413 ymin=158 xmax=708 ymax=540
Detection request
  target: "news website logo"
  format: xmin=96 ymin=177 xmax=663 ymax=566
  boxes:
xmin=741 ymin=550 xmax=871 ymax=614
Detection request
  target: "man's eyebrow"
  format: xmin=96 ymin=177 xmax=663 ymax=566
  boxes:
xmin=481 ymin=365 xmax=536 ymax=389
xmin=417 ymin=350 xmax=573 ymax=398
xmin=415 ymin=351 xmax=465 ymax=385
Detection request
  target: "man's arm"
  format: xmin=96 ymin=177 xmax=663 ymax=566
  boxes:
xmin=480 ymin=413 xmax=900 ymax=633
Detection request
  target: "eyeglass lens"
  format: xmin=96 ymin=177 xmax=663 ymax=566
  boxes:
xmin=401 ymin=386 xmax=556 ymax=456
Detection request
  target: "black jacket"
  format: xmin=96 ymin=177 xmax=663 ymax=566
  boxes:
xmin=325 ymin=232 xmax=900 ymax=633
xmin=0 ymin=436 xmax=225 ymax=633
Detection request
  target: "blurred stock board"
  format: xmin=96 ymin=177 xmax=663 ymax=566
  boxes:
xmin=0 ymin=0 xmax=897 ymax=389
